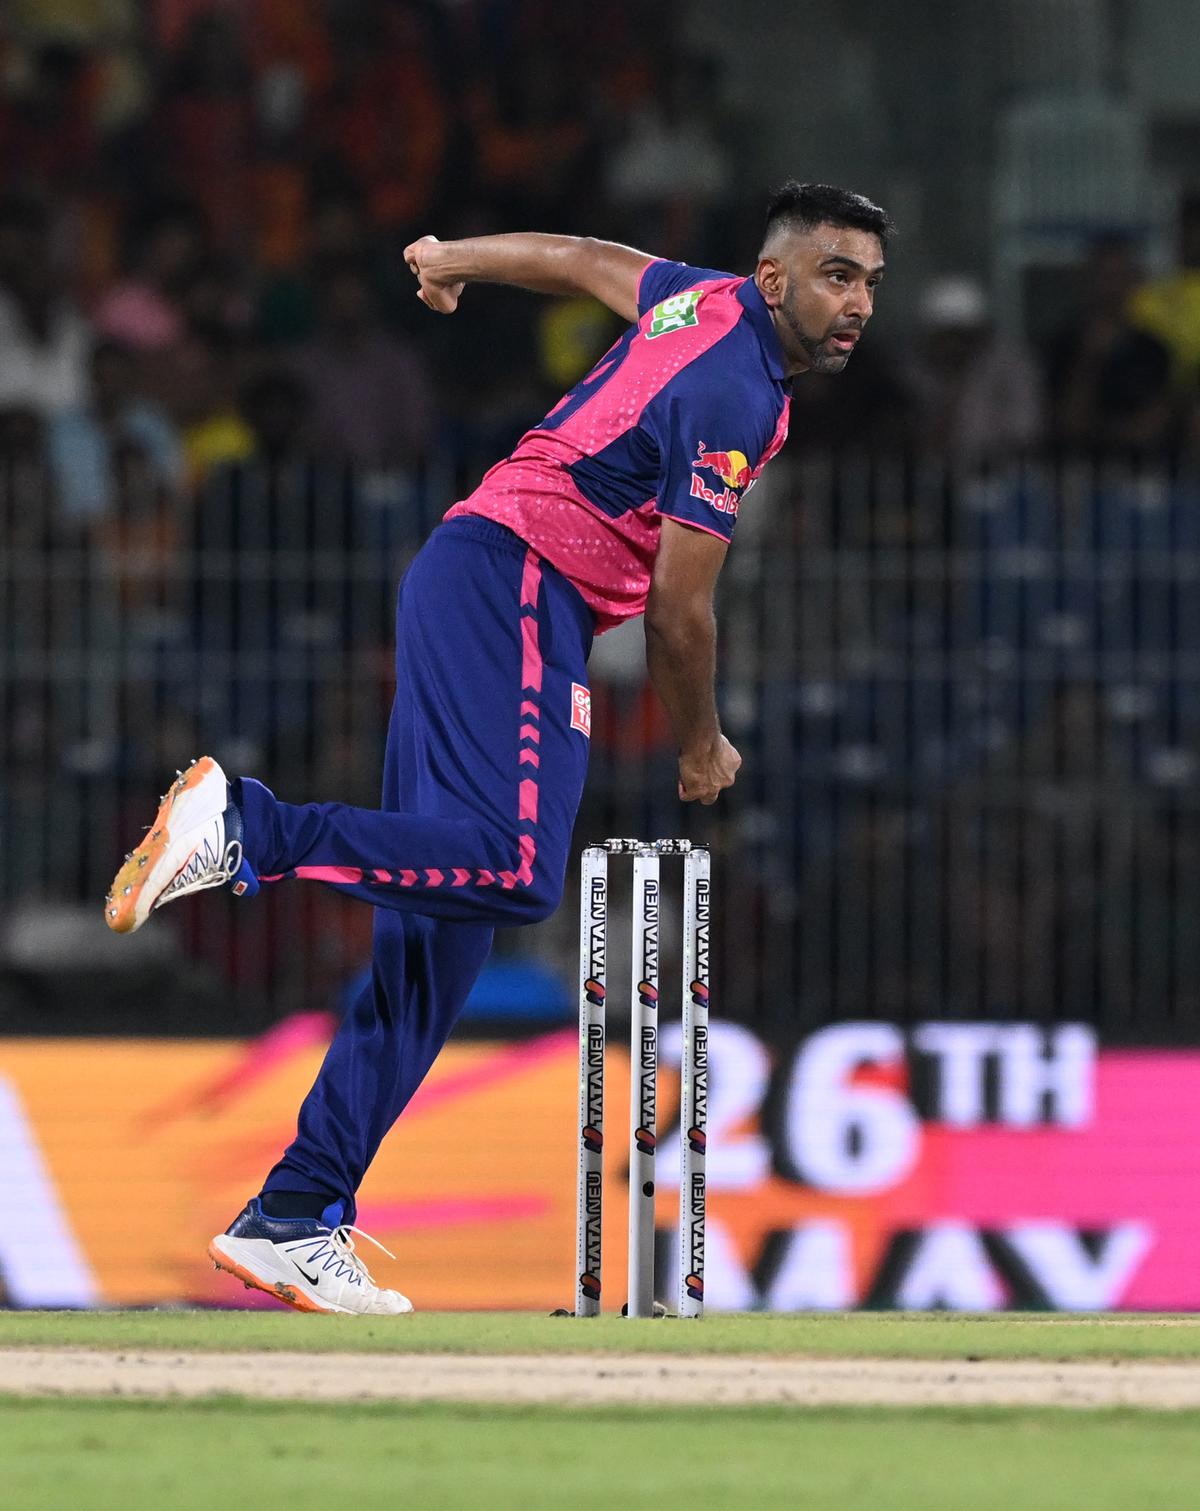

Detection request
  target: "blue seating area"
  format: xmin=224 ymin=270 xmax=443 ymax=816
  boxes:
xmin=789 ymin=474 xmax=1200 ymax=794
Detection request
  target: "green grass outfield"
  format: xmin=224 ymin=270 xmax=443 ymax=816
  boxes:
xmin=3 ymin=1308 xmax=1200 ymax=1359
xmin=4 ymin=1397 xmax=1200 ymax=1511
xmin=7 ymin=1314 xmax=1200 ymax=1509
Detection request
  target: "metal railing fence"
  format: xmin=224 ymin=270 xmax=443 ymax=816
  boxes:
xmin=3 ymin=453 xmax=1199 ymax=1038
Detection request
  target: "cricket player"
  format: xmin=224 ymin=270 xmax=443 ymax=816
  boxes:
xmin=105 ymin=182 xmax=890 ymax=1313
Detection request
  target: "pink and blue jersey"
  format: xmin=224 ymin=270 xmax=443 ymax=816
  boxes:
xmin=446 ymin=258 xmax=792 ymax=630
xmin=238 ymin=258 xmax=795 ymax=1215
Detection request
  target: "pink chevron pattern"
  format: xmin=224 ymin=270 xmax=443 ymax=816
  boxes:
xmin=292 ymin=865 xmax=367 ymax=884
xmin=392 ymin=549 xmax=542 ymax=893
xmin=520 ymin=614 xmax=542 ymax=694
xmin=260 ymin=551 xmax=546 ymax=902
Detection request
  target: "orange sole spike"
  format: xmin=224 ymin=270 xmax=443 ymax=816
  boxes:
xmin=105 ymin=758 xmax=217 ymax=934
xmin=206 ymin=1241 xmax=339 ymax=1315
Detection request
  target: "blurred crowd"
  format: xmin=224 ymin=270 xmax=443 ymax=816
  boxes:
xmin=0 ymin=0 xmax=756 ymax=523
xmin=793 ymin=198 xmax=1200 ymax=466
xmin=1 ymin=0 xmax=1200 ymax=541
xmin=4 ymin=1 xmax=1200 ymax=1030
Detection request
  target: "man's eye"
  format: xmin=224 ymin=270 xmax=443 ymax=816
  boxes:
xmin=829 ymin=272 xmax=847 ymax=284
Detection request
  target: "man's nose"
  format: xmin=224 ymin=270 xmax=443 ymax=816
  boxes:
xmin=845 ymin=286 xmax=872 ymax=321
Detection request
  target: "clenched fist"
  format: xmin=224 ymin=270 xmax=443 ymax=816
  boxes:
xmin=403 ymin=235 xmax=465 ymax=314
xmin=678 ymin=735 xmax=741 ymax=805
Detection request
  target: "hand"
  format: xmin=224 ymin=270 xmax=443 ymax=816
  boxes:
xmin=678 ymin=735 xmax=741 ymax=805
xmin=403 ymin=235 xmax=465 ymax=314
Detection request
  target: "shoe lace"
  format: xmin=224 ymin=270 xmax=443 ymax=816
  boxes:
xmin=326 ymin=1224 xmax=396 ymax=1285
xmin=158 ymin=836 xmax=242 ymax=903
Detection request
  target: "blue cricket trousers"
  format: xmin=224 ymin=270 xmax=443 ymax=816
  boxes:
xmin=236 ymin=517 xmax=594 ymax=1216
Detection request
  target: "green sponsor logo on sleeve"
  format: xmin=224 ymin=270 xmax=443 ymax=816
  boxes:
xmin=646 ymin=289 xmax=702 ymax=339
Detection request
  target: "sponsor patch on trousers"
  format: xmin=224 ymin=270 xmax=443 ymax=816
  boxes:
xmin=571 ymin=682 xmax=592 ymax=737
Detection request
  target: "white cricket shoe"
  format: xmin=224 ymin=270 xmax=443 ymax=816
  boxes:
xmin=104 ymin=756 xmax=256 ymax=934
xmin=209 ymin=1199 xmax=414 ymax=1316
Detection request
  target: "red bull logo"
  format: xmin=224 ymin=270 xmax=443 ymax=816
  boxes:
xmin=690 ymin=442 xmax=753 ymax=517
xmin=694 ymin=443 xmax=752 ymax=491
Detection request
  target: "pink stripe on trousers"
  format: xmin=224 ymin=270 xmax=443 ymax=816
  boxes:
xmin=260 ymin=549 xmax=546 ymax=897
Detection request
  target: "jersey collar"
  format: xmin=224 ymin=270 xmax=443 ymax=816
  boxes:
xmin=737 ymin=277 xmax=789 ymax=383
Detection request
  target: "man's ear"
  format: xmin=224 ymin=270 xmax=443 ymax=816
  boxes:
xmin=756 ymin=254 xmax=786 ymax=310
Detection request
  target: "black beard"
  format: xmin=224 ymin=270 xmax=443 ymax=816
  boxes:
xmin=780 ymin=295 xmax=852 ymax=375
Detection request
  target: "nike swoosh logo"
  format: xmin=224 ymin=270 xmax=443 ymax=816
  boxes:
xmin=292 ymin=1262 xmax=320 ymax=1286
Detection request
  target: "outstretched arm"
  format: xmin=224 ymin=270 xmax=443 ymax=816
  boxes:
xmin=403 ymin=233 xmax=654 ymax=324
xmin=645 ymin=518 xmax=742 ymax=806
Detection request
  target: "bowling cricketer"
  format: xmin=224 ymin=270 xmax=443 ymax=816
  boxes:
xmin=104 ymin=181 xmax=891 ymax=1313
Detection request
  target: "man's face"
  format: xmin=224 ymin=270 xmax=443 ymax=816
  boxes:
xmin=757 ymin=224 xmax=884 ymax=375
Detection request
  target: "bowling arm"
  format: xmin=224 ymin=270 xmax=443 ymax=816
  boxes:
xmin=646 ymin=521 xmax=741 ymax=804
xmin=403 ymin=233 xmax=653 ymax=323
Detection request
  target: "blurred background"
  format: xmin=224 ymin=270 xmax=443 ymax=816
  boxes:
xmin=3 ymin=0 xmax=1200 ymax=1314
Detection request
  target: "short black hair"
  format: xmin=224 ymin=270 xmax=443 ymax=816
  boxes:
xmin=764 ymin=182 xmax=894 ymax=251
